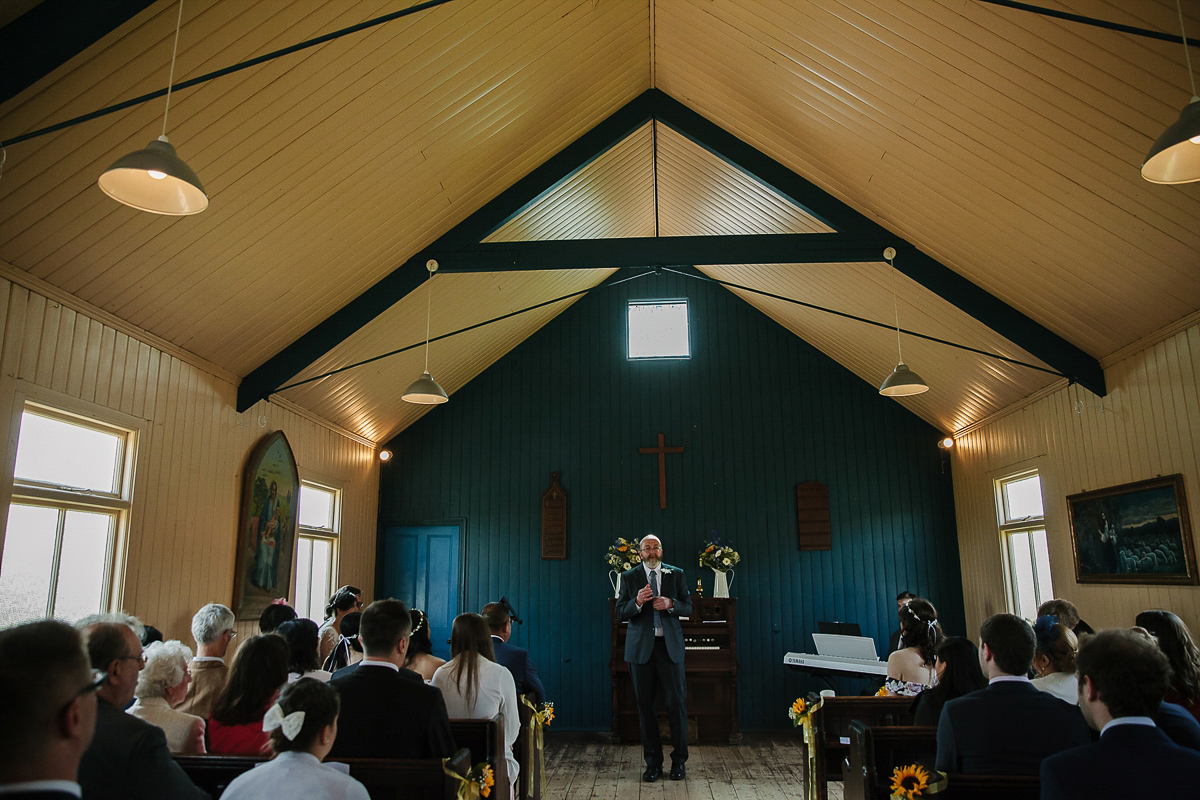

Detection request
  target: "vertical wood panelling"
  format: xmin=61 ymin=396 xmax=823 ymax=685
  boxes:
xmin=952 ymin=321 xmax=1200 ymax=638
xmin=382 ymin=271 xmax=962 ymax=731
xmin=0 ymin=277 xmax=380 ymax=647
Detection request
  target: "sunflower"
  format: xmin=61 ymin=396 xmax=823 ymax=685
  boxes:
xmin=875 ymin=686 xmax=890 ymax=697
xmin=889 ymin=764 xmax=930 ymax=800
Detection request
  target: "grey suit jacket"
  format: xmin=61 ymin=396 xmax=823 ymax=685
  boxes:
xmin=616 ymin=563 xmax=692 ymax=664
xmin=78 ymin=699 xmax=209 ymax=800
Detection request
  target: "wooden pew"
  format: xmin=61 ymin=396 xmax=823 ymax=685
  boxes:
xmin=843 ymin=722 xmax=1040 ymax=800
xmin=450 ymin=714 xmax=509 ymax=800
xmin=175 ymin=747 xmax=471 ymax=799
xmin=806 ymin=692 xmax=914 ymax=800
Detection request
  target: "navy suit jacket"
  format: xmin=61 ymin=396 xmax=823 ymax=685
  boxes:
xmin=1041 ymin=723 xmax=1200 ymax=799
xmin=328 ymin=662 xmax=457 ymax=760
xmin=936 ymin=680 xmax=1091 ymax=775
xmin=491 ymin=636 xmax=545 ymax=703
xmin=1157 ymin=701 xmax=1200 ymax=752
xmin=616 ymin=563 xmax=692 ymax=664
xmin=78 ymin=699 xmax=209 ymax=800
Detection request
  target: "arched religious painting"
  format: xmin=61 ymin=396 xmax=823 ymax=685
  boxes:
xmin=233 ymin=431 xmax=301 ymax=619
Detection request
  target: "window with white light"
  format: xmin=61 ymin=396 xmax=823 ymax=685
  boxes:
xmin=0 ymin=404 xmax=136 ymax=628
xmin=996 ymin=470 xmax=1053 ymax=621
xmin=628 ymin=300 xmax=690 ymax=359
xmin=294 ymin=480 xmax=341 ymax=622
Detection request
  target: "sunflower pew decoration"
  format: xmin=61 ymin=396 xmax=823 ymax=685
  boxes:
xmin=443 ymin=760 xmax=494 ymax=799
xmin=889 ymin=764 xmax=930 ymax=800
xmin=787 ymin=696 xmax=811 ymax=727
xmin=605 ymin=537 xmax=642 ymax=571
xmin=534 ymin=701 xmax=554 ymax=725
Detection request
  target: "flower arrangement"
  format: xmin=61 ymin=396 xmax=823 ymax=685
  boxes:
xmin=787 ymin=696 xmax=810 ymax=727
xmin=445 ymin=761 xmax=494 ymax=799
xmin=534 ymin=701 xmax=555 ymax=726
xmin=605 ymin=538 xmax=642 ymax=571
xmin=889 ymin=764 xmax=930 ymax=800
xmin=698 ymin=532 xmax=740 ymax=572
xmin=875 ymin=686 xmax=890 ymax=697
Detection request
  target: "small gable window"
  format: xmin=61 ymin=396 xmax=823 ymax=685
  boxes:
xmin=628 ymin=300 xmax=690 ymax=359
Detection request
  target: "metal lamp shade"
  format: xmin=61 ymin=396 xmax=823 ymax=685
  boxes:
xmin=98 ymin=137 xmax=209 ymax=215
xmin=879 ymin=363 xmax=929 ymax=396
xmin=1142 ymin=97 xmax=1200 ymax=184
xmin=401 ymin=371 xmax=449 ymax=404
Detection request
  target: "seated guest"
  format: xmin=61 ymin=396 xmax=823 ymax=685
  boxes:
xmin=912 ymin=636 xmax=987 ymax=725
xmin=323 ymin=611 xmax=364 ymax=673
xmin=140 ymin=625 xmax=164 ymax=646
xmin=403 ymin=609 xmax=446 ymax=681
xmin=0 ymin=620 xmax=99 ymax=797
xmin=1128 ymin=626 xmax=1200 ymax=750
xmin=259 ymin=600 xmax=298 ymax=635
xmin=178 ymin=603 xmax=235 ymax=720
xmin=208 ymin=634 xmax=290 ymax=756
xmin=1038 ymin=598 xmax=1095 ymax=637
xmin=128 ymin=640 xmax=206 ymax=754
xmin=276 ymin=619 xmax=332 ymax=683
xmin=1135 ymin=609 xmax=1200 ymax=722
xmin=887 ymin=591 xmax=916 ymax=655
xmin=318 ymin=586 xmax=363 ymax=665
xmin=434 ymin=613 xmax=520 ymax=783
xmin=483 ymin=602 xmax=545 ymax=703
xmin=1031 ymin=615 xmax=1080 ymax=703
xmin=886 ymin=597 xmax=941 ymax=696
xmin=1041 ymin=629 xmax=1200 ymax=798
xmin=936 ymin=613 xmax=1089 ymax=775
xmin=77 ymin=621 xmax=208 ymax=800
xmin=328 ymin=599 xmax=456 ymax=759
xmin=220 ymin=679 xmax=369 ymax=800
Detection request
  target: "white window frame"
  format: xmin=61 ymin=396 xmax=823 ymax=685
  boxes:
xmin=995 ymin=468 xmax=1053 ymax=619
xmin=0 ymin=381 xmax=143 ymax=620
xmin=627 ymin=299 xmax=691 ymax=360
xmin=294 ymin=474 xmax=343 ymax=622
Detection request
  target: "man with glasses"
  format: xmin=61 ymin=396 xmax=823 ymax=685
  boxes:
xmin=178 ymin=603 xmax=235 ymax=720
xmin=615 ymin=534 xmax=692 ymax=782
xmin=77 ymin=621 xmax=208 ymax=800
xmin=0 ymin=620 xmax=98 ymax=798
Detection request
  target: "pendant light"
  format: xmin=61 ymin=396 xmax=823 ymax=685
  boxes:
xmin=98 ymin=0 xmax=208 ymax=214
xmin=402 ymin=260 xmax=449 ymax=405
xmin=879 ymin=247 xmax=929 ymax=397
xmin=1142 ymin=0 xmax=1200 ymax=184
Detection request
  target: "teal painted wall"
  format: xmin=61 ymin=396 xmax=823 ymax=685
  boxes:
xmin=380 ymin=269 xmax=965 ymax=730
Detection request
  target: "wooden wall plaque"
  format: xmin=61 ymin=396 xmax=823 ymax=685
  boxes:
xmin=541 ymin=472 xmax=568 ymax=559
xmin=796 ymin=481 xmax=831 ymax=551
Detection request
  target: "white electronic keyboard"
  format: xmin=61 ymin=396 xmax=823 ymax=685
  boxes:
xmin=783 ymin=652 xmax=889 ymax=677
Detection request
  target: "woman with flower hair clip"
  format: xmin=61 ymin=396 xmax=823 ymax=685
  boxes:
xmin=403 ymin=609 xmax=447 ymax=682
xmin=1030 ymin=615 xmax=1079 ymax=703
xmin=885 ymin=597 xmax=942 ymax=696
xmin=220 ymin=678 xmax=369 ymax=800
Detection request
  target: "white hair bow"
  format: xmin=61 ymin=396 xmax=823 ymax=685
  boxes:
xmin=262 ymin=703 xmax=305 ymax=740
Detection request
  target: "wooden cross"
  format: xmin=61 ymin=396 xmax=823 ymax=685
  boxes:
xmin=638 ymin=433 xmax=685 ymax=509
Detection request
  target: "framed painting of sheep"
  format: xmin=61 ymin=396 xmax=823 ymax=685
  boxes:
xmin=1067 ymin=474 xmax=1196 ymax=585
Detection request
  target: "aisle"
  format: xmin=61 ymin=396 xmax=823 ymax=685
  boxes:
xmin=540 ymin=733 xmax=842 ymax=799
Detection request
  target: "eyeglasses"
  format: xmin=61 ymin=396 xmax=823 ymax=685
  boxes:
xmin=76 ymin=669 xmax=108 ymax=697
xmin=639 ymin=545 xmax=662 ymax=553
xmin=226 ymin=629 xmax=238 ymax=639
xmin=117 ymin=652 xmax=147 ymax=666
xmin=355 ymin=601 xmax=364 ymax=609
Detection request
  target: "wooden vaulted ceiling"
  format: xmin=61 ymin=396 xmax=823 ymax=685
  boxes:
xmin=0 ymin=0 xmax=1197 ymax=443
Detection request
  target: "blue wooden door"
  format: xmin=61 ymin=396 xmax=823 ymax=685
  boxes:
xmin=381 ymin=524 xmax=459 ymax=660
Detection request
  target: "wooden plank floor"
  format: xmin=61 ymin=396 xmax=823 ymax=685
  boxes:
xmin=540 ymin=733 xmax=843 ymax=799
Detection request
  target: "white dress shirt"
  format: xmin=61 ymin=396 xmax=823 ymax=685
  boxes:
xmin=220 ymin=751 xmax=369 ymax=800
xmin=432 ymin=657 xmax=520 ymax=781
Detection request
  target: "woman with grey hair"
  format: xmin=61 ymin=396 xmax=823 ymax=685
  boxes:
xmin=129 ymin=640 xmax=207 ymax=754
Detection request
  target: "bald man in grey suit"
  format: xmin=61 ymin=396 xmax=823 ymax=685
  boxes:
xmin=616 ymin=535 xmax=692 ymax=782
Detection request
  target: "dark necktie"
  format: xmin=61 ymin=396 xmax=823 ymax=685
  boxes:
xmin=649 ymin=569 xmax=662 ymax=631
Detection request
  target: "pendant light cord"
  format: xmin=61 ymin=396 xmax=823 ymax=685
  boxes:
xmin=888 ymin=255 xmax=904 ymax=363
xmin=423 ymin=270 xmax=433 ymax=372
xmin=161 ymin=0 xmax=185 ymax=138
xmin=1178 ymin=0 xmax=1198 ymax=98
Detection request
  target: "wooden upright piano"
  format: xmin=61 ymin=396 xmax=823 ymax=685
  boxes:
xmin=609 ymin=597 xmax=739 ymax=743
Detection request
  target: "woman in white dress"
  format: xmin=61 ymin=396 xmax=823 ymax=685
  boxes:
xmin=317 ymin=585 xmax=363 ymax=665
xmin=221 ymin=678 xmax=369 ymax=800
xmin=1031 ymin=615 xmax=1079 ymax=703
xmin=885 ymin=598 xmax=943 ymax=696
xmin=432 ymin=613 xmax=520 ymax=789
xmin=128 ymin=640 xmax=206 ymax=754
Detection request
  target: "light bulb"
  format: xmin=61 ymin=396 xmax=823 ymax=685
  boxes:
xmin=147 ymin=170 xmax=167 ymax=180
